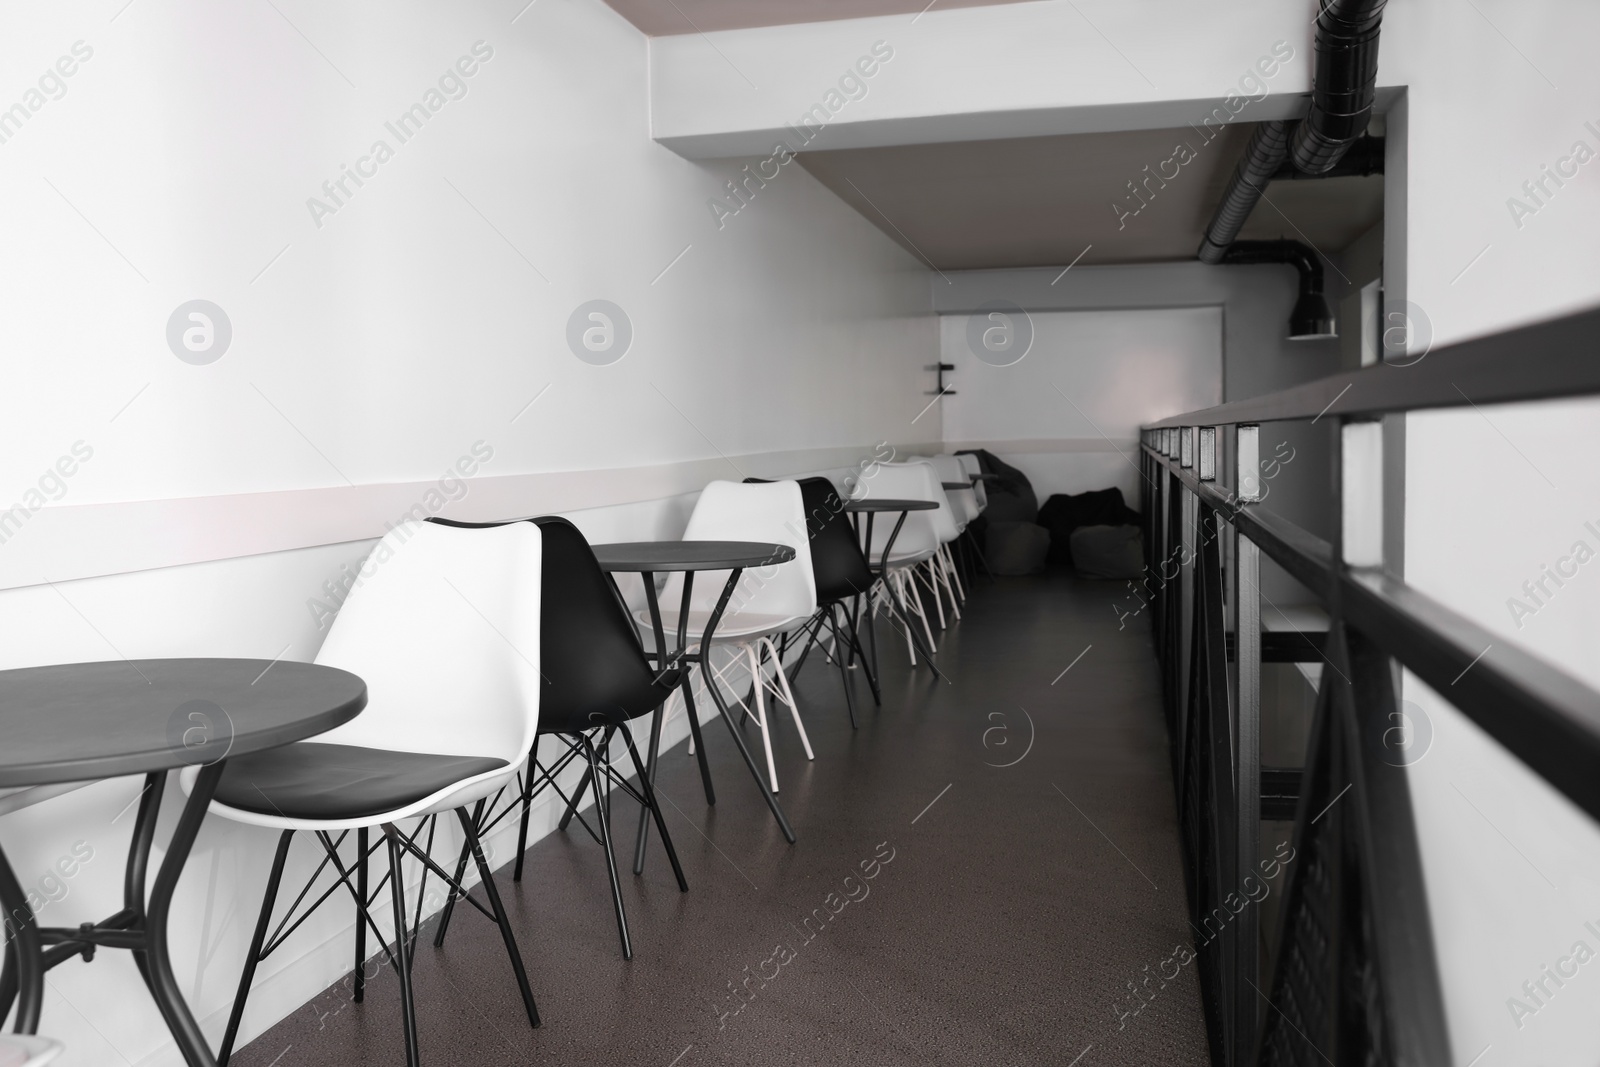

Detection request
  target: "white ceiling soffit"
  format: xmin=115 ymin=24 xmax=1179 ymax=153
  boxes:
xmin=795 ymin=124 xmax=1384 ymax=270
xmin=602 ymin=0 xmax=1034 ymax=36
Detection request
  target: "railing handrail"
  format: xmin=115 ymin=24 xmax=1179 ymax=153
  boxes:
xmin=1144 ymin=302 xmax=1600 ymax=428
xmin=1144 ymin=444 xmax=1600 ymax=823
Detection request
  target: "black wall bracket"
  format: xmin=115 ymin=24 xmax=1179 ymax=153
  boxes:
xmin=926 ymin=363 xmax=956 ymax=397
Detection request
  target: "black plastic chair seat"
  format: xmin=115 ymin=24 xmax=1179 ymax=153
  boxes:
xmin=214 ymin=742 xmax=508 ymax=821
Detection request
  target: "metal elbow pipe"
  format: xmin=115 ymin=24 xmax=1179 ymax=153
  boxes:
xmin=1291 ymin=0 xmax=1388 ymax=175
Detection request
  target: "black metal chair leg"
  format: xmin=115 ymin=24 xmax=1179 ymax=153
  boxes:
xmin=514 ymin=746 xmax=538 ymax=881
xmin=827 ymin=606 xmax=858 ymax=729
xmin=217 ymin=830 xmax=293 ymax=1066
xmin=383 ymin=826 xmax=422 ymax=1067
xmin=632 ymin=704 xmax=667 ymax=876
xmin=454 ymin=808 xmax=541 ymax=1029
xmin=786 ymin=612 xmax=827 ymax=678
xmin=354 ymin=828 xmax=368 ymax=1002
xmin=557 ymin=760 xmax=596 ymax=832
xmin=847 ymin=594 xmax=882 ymax=705
xmin=433 ymin=810 xmax=477 ymax=947
xmin=618 ymin=729 xmax=687 ymax=892
xmin=583 ymin=735 xmax=632 ymax=959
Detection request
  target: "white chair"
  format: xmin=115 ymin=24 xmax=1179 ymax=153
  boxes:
xmin=648 ymin=480 xmax=817 ymax=793
xmin=928 ymin=454 xmax=979 ymax=609
xmin=853 ymin=460 xmax=958 ymax=663
xmin=955 ymin=453 xmax=995 ymax=581
xmin=957 ymin=453 xmax=989 ymax=511
xmin=191 ymin=520 xmax=544 ymax=1067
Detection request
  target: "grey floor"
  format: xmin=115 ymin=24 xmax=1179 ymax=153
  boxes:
xmin=231 ymin=570 xmax=1211 ymax=1067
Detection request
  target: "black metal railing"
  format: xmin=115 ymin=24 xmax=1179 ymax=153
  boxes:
xmin=1139 ymin=303 xmax=1600 ymax=1067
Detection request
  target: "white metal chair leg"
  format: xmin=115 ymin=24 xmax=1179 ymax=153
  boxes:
xmin=744 ymin=643 xmax=780 ymax=792
xmin=939 ymin=547 xmax=963 ymax=619
xmin=923 ymin=560 xmax=947 ymax=628
xmin=906 ymin=570 xmax=938 ymax=652
xmin=759 ymin=636 xmax=814 ymax=762
xmin=889 ymin=572 xmax=918 ymax=665
xmin=945 ymin=543 xmax=966 ymax=604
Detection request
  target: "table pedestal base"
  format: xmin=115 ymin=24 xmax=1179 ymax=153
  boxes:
xmin=0 ymin=763 xmax=227 ymax=1066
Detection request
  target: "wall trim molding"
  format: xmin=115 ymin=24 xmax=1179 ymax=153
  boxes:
xmin=0 ymin=443 xmax=921 ymax=591
xmin=944 ymin=437 xmax=1139 ymax=454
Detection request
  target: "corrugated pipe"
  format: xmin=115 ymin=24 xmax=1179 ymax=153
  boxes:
xmin=1292 ymin=0 xmax=1388 ymax=175
xmin=1196 ymin=121 xmax=1293 ymax=264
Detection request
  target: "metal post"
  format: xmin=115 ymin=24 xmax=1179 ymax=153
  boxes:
xmin=1232 ymin=425 xmax=1261 ymax=1067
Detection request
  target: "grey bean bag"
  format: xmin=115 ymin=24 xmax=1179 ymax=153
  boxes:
xmin=1069 ymin=524 xmax=1144 ymax=579
xmin=986 ymin=521 xmax=1051 ymax=575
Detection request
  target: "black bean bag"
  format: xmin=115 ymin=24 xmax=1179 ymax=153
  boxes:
xmin=1037 ymin=488 xmax=1141 ymax=566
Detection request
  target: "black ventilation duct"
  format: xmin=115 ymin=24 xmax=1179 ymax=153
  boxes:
xmin=1196 ymin=121 xmax=1292 ymax=265
xmin=1291 ymin=0 xmax=1388 ymax=175
xmin=1221 ymin=240 xmax=1335 ymax=340
xmin=1195 ymin=1 xmax=1387 ymax=338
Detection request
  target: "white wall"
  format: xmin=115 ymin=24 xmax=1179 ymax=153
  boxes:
xmin=0 ymin=1 xmax=935 ymax=1064
xmin=937 ymin=306 xmax=1222 ymax=504
xmin=934 ymin=263 xmax=1341 ymax=603
xmin=1391 ymin=6 xmax=1600 ymax=1059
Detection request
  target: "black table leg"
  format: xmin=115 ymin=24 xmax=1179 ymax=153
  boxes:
xmin=0 ymin=844 xmax=43 ymax=1034
xmin=673 ymin=572 xmax=717 ymax=806
xmin=144 ymin=762 xmax=227 ymax=1067
xmin=693 ymin=568 xmax=796 ymax=844
xmin=633 ymin=573 xmax=674 ymax=872
xmin=125 ymin=772 xmax=163 ymax=996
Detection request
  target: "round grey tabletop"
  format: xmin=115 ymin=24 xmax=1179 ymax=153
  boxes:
xmin=591 ymin=540 xmax=796 ymax=573
xmin=0 ymin=659 xmax=367 ymax=787
xmin=842 ymin=499 xmax=939 ymax=513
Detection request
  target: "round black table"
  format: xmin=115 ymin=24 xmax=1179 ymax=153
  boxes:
xmin=842 ymin=499 xmax=945 ymax=680
xmin=0 ymin=658 xmax=366 ymax=1066
xmin=589 ymin=542 xmax=799 ymax=855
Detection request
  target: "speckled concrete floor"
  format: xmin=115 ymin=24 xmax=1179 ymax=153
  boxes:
xmin=230 ymin=571 xmax=1211 ymax=1067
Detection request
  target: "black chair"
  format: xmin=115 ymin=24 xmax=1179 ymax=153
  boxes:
xmin=746 ymin=475 xmax=881 ymax=723
xmin=432 ymin=516 xmax=687 ymax=961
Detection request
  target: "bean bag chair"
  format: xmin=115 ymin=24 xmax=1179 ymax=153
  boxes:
xmin=1069 ymin=525 xmax=1144 ymax=579
xmin=986 ymin=521 xmax=1051 ymax=575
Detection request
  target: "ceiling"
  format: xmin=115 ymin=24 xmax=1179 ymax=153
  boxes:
xmin=601 ymin=0 xmax=1031 ymax=35
xmin=796 ymin=123 xmax=1384 ymax=271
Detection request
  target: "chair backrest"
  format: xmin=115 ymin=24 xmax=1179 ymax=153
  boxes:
xmin=311 ymin=520 xmax=541 ymax=765
xmin=529 ymin=517 xmax=674 ymax=733
xmin=745 ymin=476 xmax=873 ymax=604
xmin=660 ymin=480 xmax=816 ymax=622
xmin=854 ymin=460 xmax=957 ymax=558
xmin=929 ymin=454 xmax=978 ymax=527
xmin=957 ymin=453 xmax=988 ymax=509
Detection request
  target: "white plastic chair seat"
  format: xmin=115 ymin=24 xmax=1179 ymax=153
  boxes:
xmin=637 ymin=607 xmax=808 ymax=644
